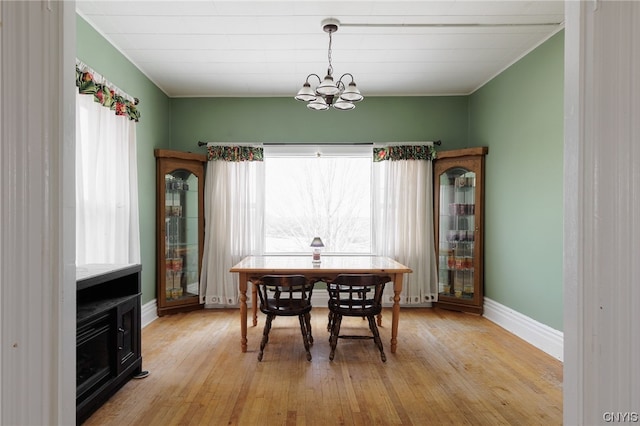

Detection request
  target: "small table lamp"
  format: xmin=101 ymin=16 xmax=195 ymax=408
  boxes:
xmin=310 ymin=237 xmax=325 ymax=264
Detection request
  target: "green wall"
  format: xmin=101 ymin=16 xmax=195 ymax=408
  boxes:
xmin=169 ymin=96 xmax=468 ymax=150
xmin=77 ymin=13 xmax=564 ymax=332
xmin=77 ymin=15 xmax=171 ymax=304
xmin=469 ymin=31 xmax=564 ymax=330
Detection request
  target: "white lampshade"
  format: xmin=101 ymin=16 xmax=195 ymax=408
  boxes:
xmin=340 ymin=81 xmax=363 ymax=102
xmin=316 ymin=74 xmax=340 ymax=96
xmin=333 ymin=97 xmax=355 ymax=110
xmin=295 ymin=82 xmax=317 ymax=102
xmin=307 ymin=97 xmax=329 ymax=111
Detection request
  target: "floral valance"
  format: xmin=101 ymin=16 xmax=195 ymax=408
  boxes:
xmin=373 ymin=145 xmax=437 ymax=162
xmin=207 ymin=145 xmax=264 ymax=162
xmin=75 ymin=62 xmax=141 ymax=122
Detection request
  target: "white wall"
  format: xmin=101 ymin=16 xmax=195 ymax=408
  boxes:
xmin=564 ymin=1 xmax=640 ymax=424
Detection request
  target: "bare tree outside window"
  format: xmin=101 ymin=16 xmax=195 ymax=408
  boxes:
xmin=265 ymin=155 xmax=372 ymax=254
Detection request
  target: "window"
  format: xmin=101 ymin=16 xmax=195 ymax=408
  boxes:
xmin=75 ymin=92 xmax=140 ymax=265
xmin=264 ymin=145 xmax=372 ymax=254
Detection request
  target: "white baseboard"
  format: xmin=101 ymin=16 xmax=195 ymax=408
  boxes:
xmin=141 ymin=299 xmax=158 ymax=328
xmin=483 ymin=297 xmax=563 ymax=362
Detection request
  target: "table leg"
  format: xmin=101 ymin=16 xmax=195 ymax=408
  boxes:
xmin=239 ymin=272 xmax=248 ymax=352
xmin=390 ymin=273 xmax=404 ymax=354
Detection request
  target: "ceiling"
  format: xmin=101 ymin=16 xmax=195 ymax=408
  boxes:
xmin=76 ymin=1 xmax=565 ymax=98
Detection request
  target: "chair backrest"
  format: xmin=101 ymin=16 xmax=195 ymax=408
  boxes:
xmin=327 ymin=274 xmax=390 ymax=315
xmin=256 ymin=275 xmax=314 ymax=313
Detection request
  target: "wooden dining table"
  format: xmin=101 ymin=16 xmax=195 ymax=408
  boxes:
xmin=230 ymin=255 xmax=412 ymax=354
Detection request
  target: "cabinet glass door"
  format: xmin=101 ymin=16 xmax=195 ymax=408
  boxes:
xmin=164 ymin=170 xmax=200 ymax=302
xmin=437 ymin=167 xmax=476 ymax=300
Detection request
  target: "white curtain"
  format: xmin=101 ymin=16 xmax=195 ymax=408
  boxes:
xmin=75 ymin=92 xmax=140 ymax=265
xmin=372 ymin=144 xmax=438 ymax=304
xmin=200 ymin=145 xmax=264 ymax=306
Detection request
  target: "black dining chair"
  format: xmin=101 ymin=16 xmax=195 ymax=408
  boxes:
xmin=326 ymin=274 xmax=390 ymax=362
xmin=254 ymin=275 xmax=314 ymax=361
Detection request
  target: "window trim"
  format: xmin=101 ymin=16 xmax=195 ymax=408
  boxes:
xmin=263 ymin=143 xmax=373 ymax=158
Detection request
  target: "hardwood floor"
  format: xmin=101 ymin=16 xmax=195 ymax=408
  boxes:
xmin=84 ymin=307 xmax=562 ymax=425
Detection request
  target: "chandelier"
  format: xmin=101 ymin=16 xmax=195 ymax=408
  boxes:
xmin=294 ymin=18 xmax=363 ymax=111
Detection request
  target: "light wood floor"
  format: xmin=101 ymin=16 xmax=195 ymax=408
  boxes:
xmin=84 ymin=307 xmax=562 ymax=426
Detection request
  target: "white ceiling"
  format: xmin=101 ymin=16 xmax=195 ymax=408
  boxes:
xmin=76 ymin=1 xmax=565 ymax=98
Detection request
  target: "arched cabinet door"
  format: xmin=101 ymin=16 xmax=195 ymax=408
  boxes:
xmin=433 ymin=147 xmax=488 ymax=314
xmin=155 ymin=149 xmax=206 ymax=316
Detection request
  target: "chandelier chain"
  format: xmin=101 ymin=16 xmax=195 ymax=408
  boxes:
xmin=327 ymin=30 xmax=333 ymax=75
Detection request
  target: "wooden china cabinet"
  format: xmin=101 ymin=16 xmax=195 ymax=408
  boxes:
xmin=155 ymin=149 xmax=206 ymax=316
xmin=433 ymin=147 xmax=488 ymax=314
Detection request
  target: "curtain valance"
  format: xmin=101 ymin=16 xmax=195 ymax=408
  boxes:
xmin=207 ymin=145 xmax=264 ymax=162
xmin=75 ymin=61 xmax=141 ymax=122
xmin=373 ymin=145 xmax=437 ymax=162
